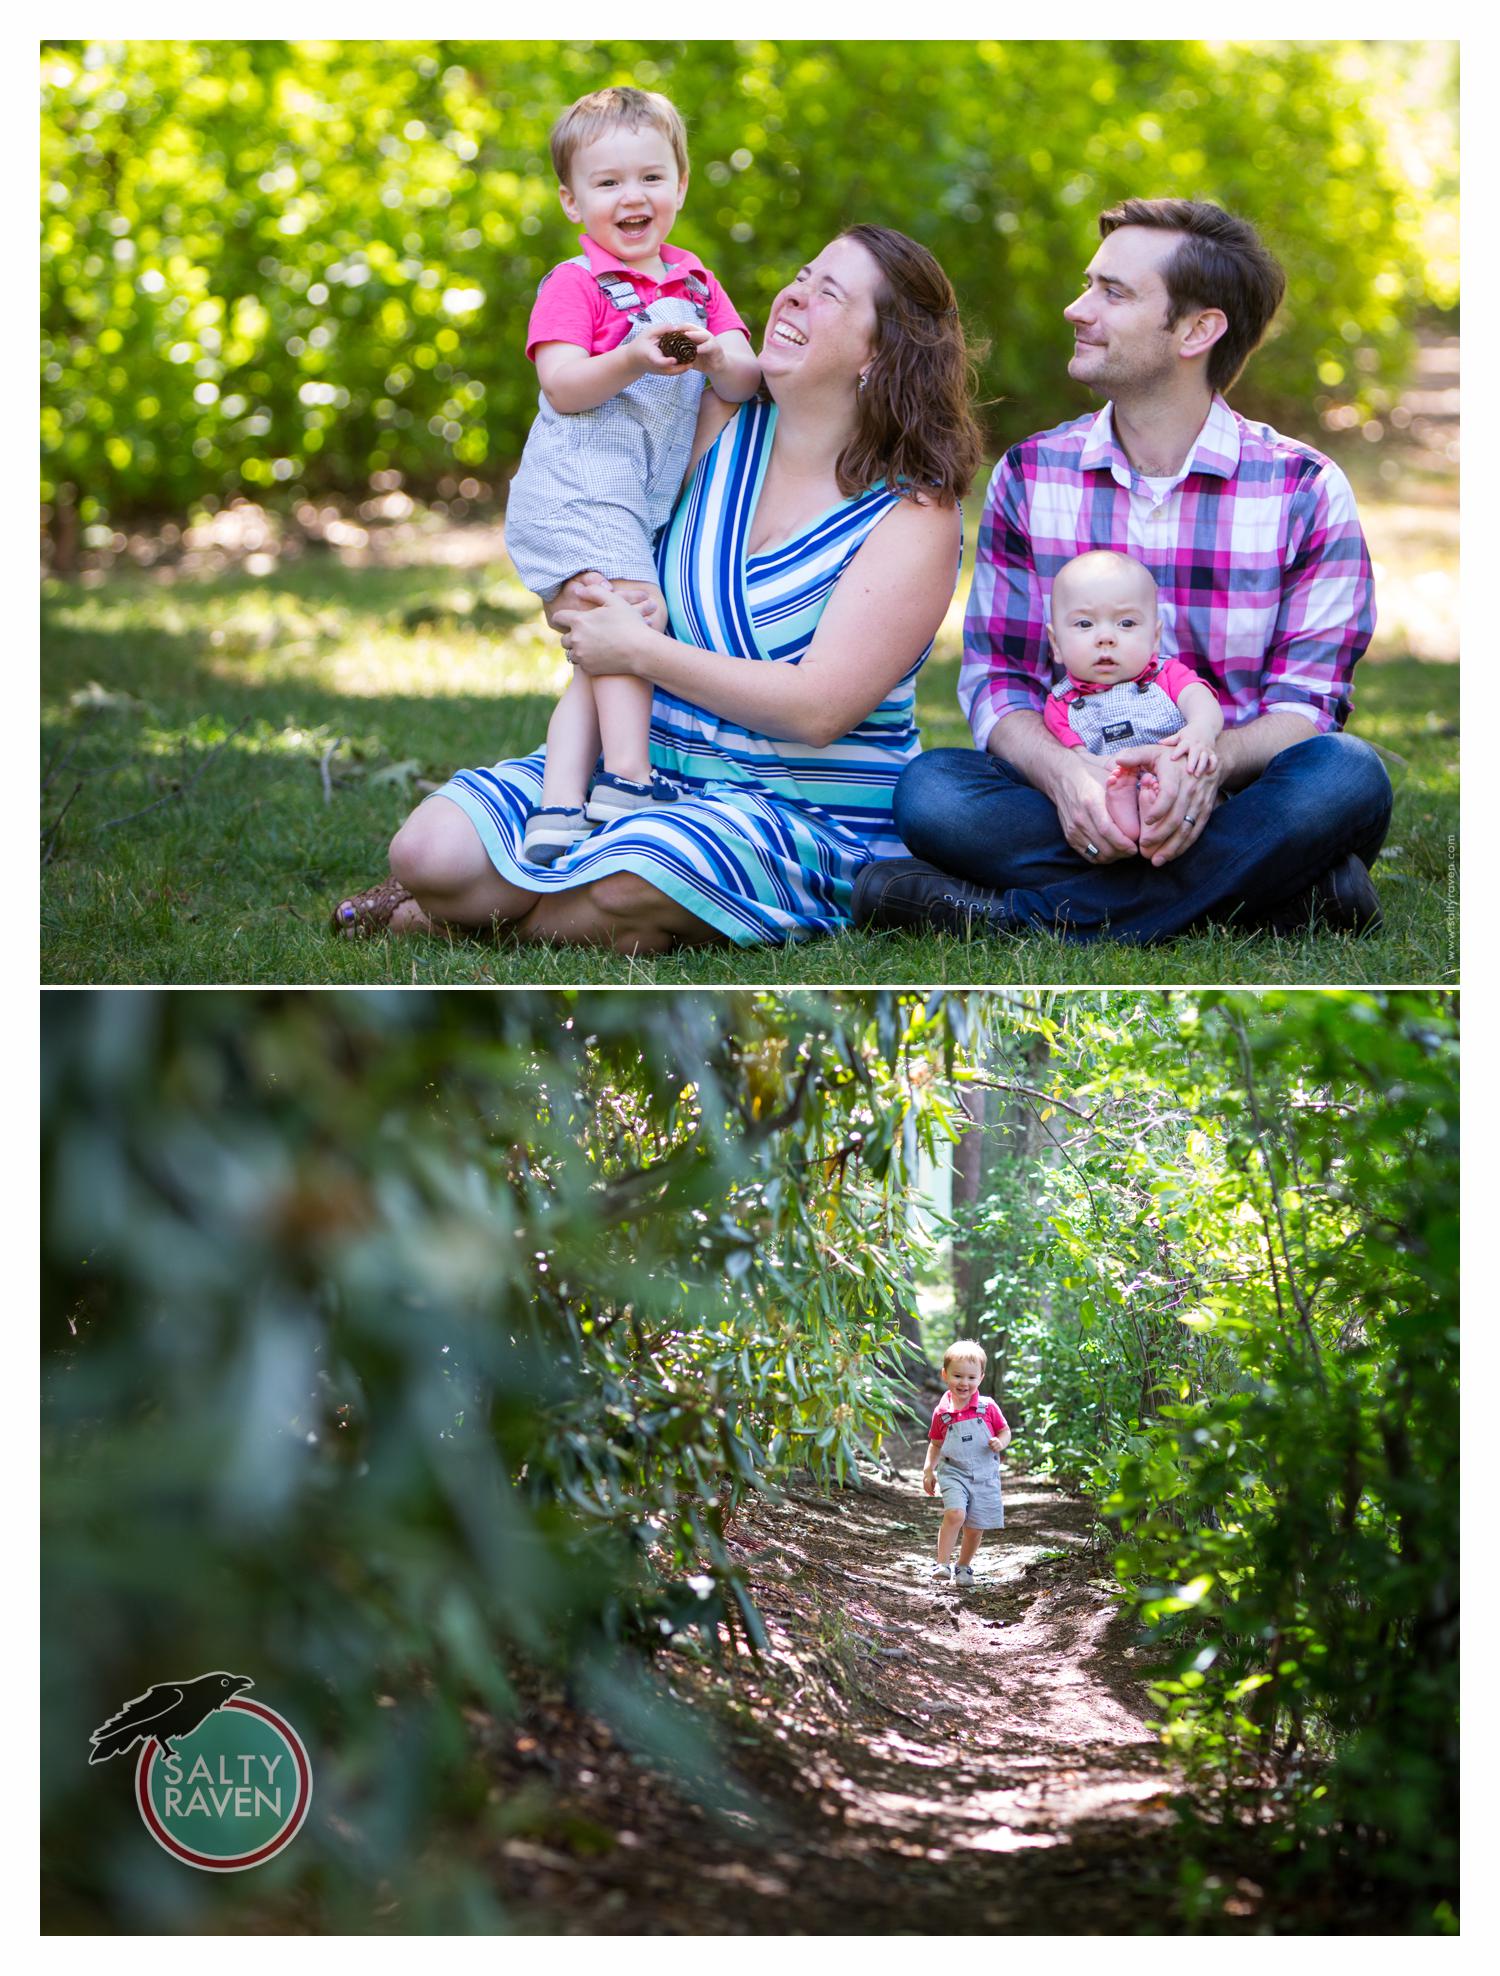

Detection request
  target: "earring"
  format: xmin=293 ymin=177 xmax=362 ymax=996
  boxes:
xmin=857 ymin=371 xmax=869 ymax=394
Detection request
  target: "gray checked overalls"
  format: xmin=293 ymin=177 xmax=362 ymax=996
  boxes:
xmin=1053 ymin=673 xmax=1189 ymax=758
xmin=936 ymin=1406 xmax=1005 ymax=1530
xmin=504 ymin=257 xmax=712 ymax=603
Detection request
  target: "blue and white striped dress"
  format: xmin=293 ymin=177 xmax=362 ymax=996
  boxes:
xmin=434 ymin=399 xmax=945 ymax=944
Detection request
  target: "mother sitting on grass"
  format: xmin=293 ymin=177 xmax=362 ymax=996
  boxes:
xmin=333 ymin=226 xmax=983 ymax=952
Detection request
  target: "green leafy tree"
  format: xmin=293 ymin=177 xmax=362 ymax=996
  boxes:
xmin=42 ymin=39 xmax=1449 ymax=538
xmin=42 ymin=987 xmax=966 ymax=1930
xmin=970 ymin=991 xmax=1457 ymax=1929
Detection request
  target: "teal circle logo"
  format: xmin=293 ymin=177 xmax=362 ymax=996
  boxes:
xmin=133 ymin=1695 xmax=312 ymax=1872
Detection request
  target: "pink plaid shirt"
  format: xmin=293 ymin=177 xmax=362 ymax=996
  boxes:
xmin=960 ymin=394 xmax=1375 ymax=752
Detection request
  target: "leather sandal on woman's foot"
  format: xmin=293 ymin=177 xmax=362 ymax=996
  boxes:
xmin=330 ymin=875 xmax=414 ymax=936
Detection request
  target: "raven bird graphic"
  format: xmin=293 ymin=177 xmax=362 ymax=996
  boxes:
xmin=88 ymin=1672 xmax=255 ymax=1765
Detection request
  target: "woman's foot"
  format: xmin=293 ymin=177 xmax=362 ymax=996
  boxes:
xmin=330 ymin=875 xmax=415 ymax=937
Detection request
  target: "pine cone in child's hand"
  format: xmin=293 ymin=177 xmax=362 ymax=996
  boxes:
xmin=657 ymin=329 xmax=699 ymax=364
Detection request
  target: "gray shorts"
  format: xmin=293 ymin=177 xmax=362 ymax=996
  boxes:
xmin=937 ymin=1463 xmax=1005 ymax=1530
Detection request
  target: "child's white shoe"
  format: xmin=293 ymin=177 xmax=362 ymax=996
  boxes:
xmin=585 ymin=768 xmax=680 ymax=824
xmin=953 ymin=1564 xmax=975 ymax=1588
xmin=929 ymin=1561 xmax=952 ymax=1583
xmin=523 ymin=805 xmax=595 ymax=865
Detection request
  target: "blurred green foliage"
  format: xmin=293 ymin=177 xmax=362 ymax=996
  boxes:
xmin=42 ymin=988 xmax=965 ymax=1929
xmin=971 ymin=991 xmax=1457 ymax=1927
xmin=41 ymin=39 xmax=1453 ymax=535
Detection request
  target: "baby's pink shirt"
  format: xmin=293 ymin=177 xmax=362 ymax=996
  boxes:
xmin=526 ymin=233 xmax=749 ymax=361
xmin=929 ymin=1392 xmax=1009 ymax=1442
xmin=1043 ymin=655 xmax=1210 ymax=749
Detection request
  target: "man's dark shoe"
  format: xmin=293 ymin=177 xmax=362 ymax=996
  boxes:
xmin=851 ymin=857 xmax=1012 ymax=936
xmin=1260 ymin=853 xmax=1383 ymax=937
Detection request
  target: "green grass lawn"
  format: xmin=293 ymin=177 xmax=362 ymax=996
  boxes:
xmin=41 ymin=554 xmax=1458 ymax=985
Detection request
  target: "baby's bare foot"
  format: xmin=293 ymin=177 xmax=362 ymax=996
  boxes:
xmin=1104 ymin=767 xmax=1142 ymax=844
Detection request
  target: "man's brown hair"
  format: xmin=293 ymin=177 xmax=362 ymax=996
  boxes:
xmin=550 ymin=85 xmax=689 ymax=186
xmin=1098 ymin=198 xmax=1287 ymax=393
xmin=835 ymin=224 xmax=986 ymax=507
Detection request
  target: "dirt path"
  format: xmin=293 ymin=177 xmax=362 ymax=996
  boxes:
xmin=705 ymin=1453 xmax=1190 ymax=1931
xmin=482 ymin=1433 xmax=1256 ymax=1934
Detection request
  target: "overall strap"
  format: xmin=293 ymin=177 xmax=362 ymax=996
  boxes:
xmin=594 ymin=269 xmax=651 ymax=322
xmin=682 ymin=271 xmax=711 ymax=323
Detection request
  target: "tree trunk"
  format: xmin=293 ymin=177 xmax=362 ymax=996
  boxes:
xmin=961 ymin=1025 xmax=1061 ymax=1387
xmin=950 ymin=1084 xmax=987 ymax=1323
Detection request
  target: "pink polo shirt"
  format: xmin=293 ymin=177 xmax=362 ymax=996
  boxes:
xmin=929 ymin=1392 xmax=1009 ymax=1442
xmin=525 ymin=233 xmax=750 ymax=362
xmin=1042 ymin=654 xmax=1210 ymax=749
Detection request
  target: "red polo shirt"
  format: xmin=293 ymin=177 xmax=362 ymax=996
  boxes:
xmin=526 ymin=233 xmax=749 ymax=361
xmin=929 ymin=1392 xmax=1008 ymax=1443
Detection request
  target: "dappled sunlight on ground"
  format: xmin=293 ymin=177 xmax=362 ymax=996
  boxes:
xmin=446 ymin=1406 xmax=1403 ymax=1933
xmin=604 ymin=1429 xmax=1194 ymax=1928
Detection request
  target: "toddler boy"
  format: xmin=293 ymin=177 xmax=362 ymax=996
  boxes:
xmin=505 ymin=85 xmax=760 ymax=863
xmin=923 ymin=1339 xmax=1011 ymax=1587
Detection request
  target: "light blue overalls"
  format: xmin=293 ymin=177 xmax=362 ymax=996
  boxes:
xmin=504 ymin=257 xmax=712 ymax=603
xmin=935 ymin=1404 xmax=1005 ymax=1530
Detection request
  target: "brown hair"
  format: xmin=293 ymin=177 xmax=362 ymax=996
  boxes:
xmin=549 ymin=86 xmax=689 ymax=186
xmin=834 ymin=225 xmax=985 ymax=507
xmin=1097 ymin=198 xmax=1286 ymax=394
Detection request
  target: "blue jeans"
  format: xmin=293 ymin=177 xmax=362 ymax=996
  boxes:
xmin=893 ymin=733 xmax=1393 ymax=944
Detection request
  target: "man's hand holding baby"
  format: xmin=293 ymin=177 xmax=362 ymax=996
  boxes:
xmin=1037 ymin=746 xmax=1140 ymax=864
xmin=1114 ymin=746 xmax=1224 ymax=865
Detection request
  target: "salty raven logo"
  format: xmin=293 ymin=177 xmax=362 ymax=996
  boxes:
xmin=88 ymin=1672 xmax=254 ymax=1765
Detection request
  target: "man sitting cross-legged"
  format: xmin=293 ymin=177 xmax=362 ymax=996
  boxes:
xmin=854 ymin=197 xmax=1392 ymax=945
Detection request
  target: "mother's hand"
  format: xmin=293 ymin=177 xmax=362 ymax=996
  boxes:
xmin=543 ymin=571 xmax=665 ymax=634
xmin=542 ymin=569 xmax=609 ymax=633
xmin=552 ymin=582 xmax=657 ymax=676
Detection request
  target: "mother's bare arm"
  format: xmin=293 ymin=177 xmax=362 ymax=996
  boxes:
xmin=565 ymin=497 xmax=961 ymax=745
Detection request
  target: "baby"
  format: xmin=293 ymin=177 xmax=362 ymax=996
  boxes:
xmin=922 ymin=1339 xmax=1012 ymax=1587
xmin=504 ymin=85 xmax=761 ymax=865
xmin=1044 ymin=550 xmax=1224 ymax=846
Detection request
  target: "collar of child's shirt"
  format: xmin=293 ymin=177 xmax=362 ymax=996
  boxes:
xmin=1059 ymin=654 xmax=1164 ymax=702
xmin=939 ymin=1390 xmax=990 ymax=1419
xmin=576 ymin=231 xmax=711 ymax=291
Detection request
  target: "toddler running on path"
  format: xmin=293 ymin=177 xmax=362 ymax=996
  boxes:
xmin=923 ymin=1338 xmax=1012 ymax=1586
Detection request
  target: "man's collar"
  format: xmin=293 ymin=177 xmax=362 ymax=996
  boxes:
xmin=1080 ymin=393 xmax=1242 ymax=486
xmin=577 ymin=232 xmax=708 ymax=284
